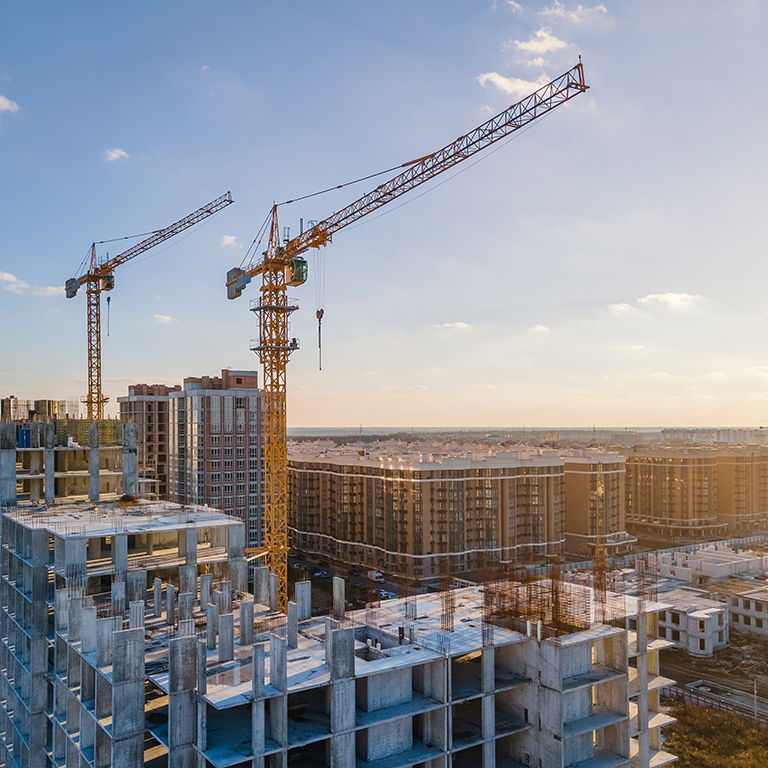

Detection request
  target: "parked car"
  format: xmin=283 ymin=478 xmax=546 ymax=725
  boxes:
xmin=367 ymin=570 xmax=386 ymax=583
xmin=313 ymin=570 xmax=330 ymax=579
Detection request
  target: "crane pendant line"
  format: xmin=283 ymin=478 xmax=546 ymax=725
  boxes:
xmin=229 ymin=63 xmax=589 ymax=613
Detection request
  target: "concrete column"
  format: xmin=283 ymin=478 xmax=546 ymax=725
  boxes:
xmin=200 ymin=573 xmax=212 ymax=608
xmin=0 ymin=422 xmax=17 ymax=507
xmin=221 ymin=580 xmax=232 ymax=614
xmin=252 ymin=643 xmax=266 ymax=768
xmin=295 ymin=580 xmax=311 ymax=621
xmin=227 ymin=522 xmax=247 ymax=591
xmin=166 ymin=584 xmax=176 ymax=626
xmin=88 ymin=421 xmax=100 ymax=502
xmin=332 ymin=576 xmax=345 ymax=620
xmin=219 ymin=613 xmax=235 ymax=662
xmin=153 ymin=578 xmax=162 ymax=618
xmin=129 ymin=601 xmax=144 ymax=630
xmin=168 ymin=635 xmax=198 ymax=768
xmin=239 ymin=602 xmax=254 ymax=646
xmin=178 ymin=564 xmax=197 ymax=600
xmin=111 ymin=581 xmax=126 ymax=619
xmin=329 ymin=626 xmax=356 ymax=768
xmin=126 ymin=569 xmax=146 ymax=604
xmin=253 ymin=566 xmax=269 ymax=606
xmin=206 ymin=603 xmax=217 ymax=650
xmin=96 ymin=617 xmax=114 ymax=668
xmin=88 ymin=536 xmax=102 ymax=560
xmin=178 ymin=592 xmax=193 ymax=623
xmin=269 ymin=573 xmax=278 ymax=613
xmin=122 ymin=422 xmax=138 ymax=497
xmin=197 ymin=640 xmax=208 ymax=758
xmin=44 ymin=422 xmax=55 ymax=505
xmin=287 ymin=602 xmax=298 ymax=648
xmin=269 ymin=634 xmax=288 ymax=752
xmin=184 ymin=527 xmax=198 ymax=565
xmin=82 ymin=605 xmax=97 ymax=654
xmin=111 ymin=628 xmax=145 ymax=768
xmin=112 ymin=533 xmax=128 ymax=577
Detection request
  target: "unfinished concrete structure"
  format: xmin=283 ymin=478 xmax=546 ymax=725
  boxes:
xmin=0 ymin=498 xmax=676 ymax=768
xmin=0 ymin=421 xmax=137 ymax=506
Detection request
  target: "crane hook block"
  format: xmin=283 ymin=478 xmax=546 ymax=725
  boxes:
xmin=287 ymin=256 xmax=308 ymax=287
xmin=65 ymin=278 xmax=79 ymax=299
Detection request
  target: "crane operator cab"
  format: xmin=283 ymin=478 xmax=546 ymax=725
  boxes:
xmin=287 ymin=256 xmax=308 ymax=286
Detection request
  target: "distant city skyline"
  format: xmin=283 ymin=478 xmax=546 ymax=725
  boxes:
xmin=2 ymin=2 xmax=768 ymax=427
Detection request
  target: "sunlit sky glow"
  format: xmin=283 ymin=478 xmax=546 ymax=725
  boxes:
xmin=2 ymin=2 xmax=768 ymax=428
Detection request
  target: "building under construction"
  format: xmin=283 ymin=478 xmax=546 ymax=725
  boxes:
xmin=0 ymin=496 xmax=676 ymax=768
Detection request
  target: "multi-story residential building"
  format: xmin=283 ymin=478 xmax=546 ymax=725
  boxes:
xmin=716 ymin=446 xmax=768 ymax=534
xmin=621 ymin=446 xmax=728 ymax=542
xmin=656 ymin=587 xmax=728 ymax=657
xmin=0 ymin=496 xmax=676 ymax=768
xmin=289 ymin=446 xmax=566 ymax=578
xmin=662 ymin=427 xmax=768 ymax=445
xmin=118 ymin=383 xmax=182 ymax=498
xmin=562 ymin=450 xmax=636 ymax=557
xmin=167 ymin=370 xmax=264 ymax=548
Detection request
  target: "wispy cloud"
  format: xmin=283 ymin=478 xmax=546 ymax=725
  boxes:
xmin=471 ymin=382 xmax=497 ymax=389
xmin=529 ymin=324 xmax=550 ymax=332
xmin=220 ymin=235 xmax=242 ymax=248
xmin=541 ymin=1 xmax=608 ymax=24
xmin=104 ymin=148 xmax=129 ymax=162
xmin=507 ymin=0 xmax=523 ymax=12
xmin=0 ymin=95 xmax=19 ymax=114
xmin=0 ymin=271 xmax=63 ymax=296
xmin=477 ymin=72 xmax=551 ymax=97
xmin=154 ymin=314 xmax=180 ymax=324
xmin=637 ymin=292 xmax=704 ymax=310
xmin=379 ymin=384 xmax=428 ymax=392
xmin=435 ymin=321 xmax=473 ymax=331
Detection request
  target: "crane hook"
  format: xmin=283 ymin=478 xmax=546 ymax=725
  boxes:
xmin=316 ymin=308 xmax=324 ymax=371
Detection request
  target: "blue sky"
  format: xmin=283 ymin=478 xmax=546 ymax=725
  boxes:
xmin=2 ymin=2 xmax=768 ymax=428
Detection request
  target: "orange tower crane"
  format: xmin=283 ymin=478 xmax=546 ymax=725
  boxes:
xmin=67 ymin=192 xmax=234 ymax=419
xmin=227 ymin=63 xmax=589 ymax=610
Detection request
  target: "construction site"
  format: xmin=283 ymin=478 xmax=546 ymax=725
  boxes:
xmin=0 ymin=495 xmax=676 ymax=768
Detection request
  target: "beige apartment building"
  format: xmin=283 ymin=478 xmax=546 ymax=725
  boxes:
xmin=118 ymin=383 xmax=181 ymax=498
xmin=289 ymin=447 xmax=566 ymax=579
xmin=621 ymin=447 xmax=728 ymax=541
xmin=715 ymin=446 xmax=768 ymax=533
xmin=562 ymin=450 xmax=636 ymax=557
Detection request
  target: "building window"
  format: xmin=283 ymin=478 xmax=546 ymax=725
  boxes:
xmin=757 ymin=619 xmax=763 ymax=629
xmin=658 ymin=626 xmax=666 ymax=639
xmin=719 ymin=613 xmax=724 ymax=625
xmin=699 ymin=639 xmax=706 ymax=651
xmin=671 ymin=612 xmax=680 ymax=625
xmin=745 ymin=616 xmax=751 ymax=626
xmin=699 ymin=620 xmax=705 ymax=632
xmin=719 ymin=631 xmax=724 ymax=642
xmin=743 ymin=600 xmax=751 ymax=611
xmin=671 ymin=630 xmax=680 ymax=642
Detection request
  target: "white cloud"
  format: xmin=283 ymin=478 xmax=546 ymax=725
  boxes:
xmin=637 ymin=292 xmax=704 ymax=309
xmin=541 ymin=1 xmax=608 ymax=24
xmin=507 ymin=0 xmax=523 ymax=11
xmin=608 ymin=303 xmax=640 ymax=314
xmin=379 ymin=384 xmax=428 ymax=392
xmin=220 ymin=235 xmax=242 ymax=248
xmin=0 ymin=95 xmax=19 ymax=114
xmin=104 ymin=148 xmax=129 ymax=162
xmin=471 ymin=382 xmax=497 ymax=389
xmin=529 ymin=324 xmax=550 ymax=332
xmin=0 ymin=270 xmax=63 ymax=296
xmin=154 ymin=314 xmax=179 ymax=324
xmin=477 ymin=72 xmax=551 ymax=98
xmin=435 ymin=321 xmax=473 ymax=331
xmin=512 ymin=27 xmax=571 ymax=56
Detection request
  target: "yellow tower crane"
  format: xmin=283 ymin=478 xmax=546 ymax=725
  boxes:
xmin=228 ymin=63 xmax=589 ymax=611
xmin=67 ymin=192 xmax=234 ymax=419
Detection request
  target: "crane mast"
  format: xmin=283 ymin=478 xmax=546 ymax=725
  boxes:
xmin=228 ymin=63 xmax=588 ymax=611
xmin=67 ymin=192 xmax=234 ymax=419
